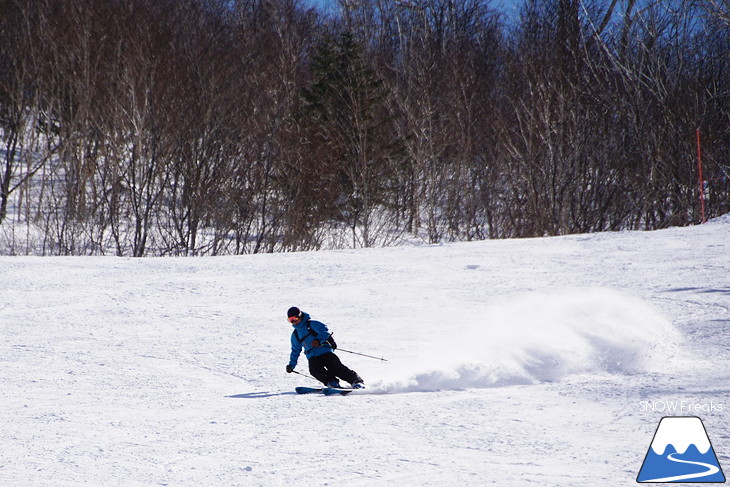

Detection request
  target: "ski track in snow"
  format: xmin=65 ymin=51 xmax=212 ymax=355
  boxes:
xmin=1 ymin=216 xmax=729 ymax=485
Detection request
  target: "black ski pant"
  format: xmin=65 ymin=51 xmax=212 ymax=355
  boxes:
xmin=309 ymin=352 xmax=360 ymax=386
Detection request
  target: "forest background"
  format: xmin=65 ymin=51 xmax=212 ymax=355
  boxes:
xmin=1 ymin=0 xmax=728 ymax=256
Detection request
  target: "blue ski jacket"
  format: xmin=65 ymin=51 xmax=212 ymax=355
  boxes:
xmin=289 ymin=312 xmax=334 ymax=368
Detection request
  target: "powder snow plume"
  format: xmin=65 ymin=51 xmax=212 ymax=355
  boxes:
xmin=373 ymin=288 xmax=684 ymax=393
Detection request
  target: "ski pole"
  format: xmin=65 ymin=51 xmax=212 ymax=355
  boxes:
xmin=335 ymin=348 xmax=388 ymax=362
xmin=292 ymin=370 xmax=317 ymax=381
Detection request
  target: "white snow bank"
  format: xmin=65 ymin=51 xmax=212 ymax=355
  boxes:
xmin=373 ymin=288 xmax=684 ymax=393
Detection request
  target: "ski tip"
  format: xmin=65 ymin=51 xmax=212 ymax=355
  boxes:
xmin=295 ymin=386 xmax=323 ymax=394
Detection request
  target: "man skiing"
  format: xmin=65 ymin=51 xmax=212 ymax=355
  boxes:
xmin=285 ymin=307 xmax=364 ymax=389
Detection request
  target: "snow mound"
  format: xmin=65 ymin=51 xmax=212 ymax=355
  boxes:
xmin=373 ymin=288 xmax=683 ymax=393
xmin=708 ymin=212 xmax=730 ymax=225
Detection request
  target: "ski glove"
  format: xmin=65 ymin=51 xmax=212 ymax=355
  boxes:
xmin=286 ymin=365 xmax=294 ymax=373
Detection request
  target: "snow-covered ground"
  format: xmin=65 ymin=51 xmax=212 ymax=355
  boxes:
xmin=1 ymin=217 xmax=729 ymax=486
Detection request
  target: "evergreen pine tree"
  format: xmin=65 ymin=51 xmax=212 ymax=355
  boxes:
xmin=299 ymin=31 xmax=402 ymax=247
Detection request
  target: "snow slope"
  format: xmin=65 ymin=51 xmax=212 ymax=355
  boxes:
xmin=1 ymin=217 xmax=729 ymax=486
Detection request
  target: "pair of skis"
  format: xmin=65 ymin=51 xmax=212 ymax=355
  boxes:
xmin=295 ymin=386 xmax=360 ymax=396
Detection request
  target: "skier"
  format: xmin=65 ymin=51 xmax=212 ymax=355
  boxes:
xmin=285 ymin=307 xmax=365 ymax=389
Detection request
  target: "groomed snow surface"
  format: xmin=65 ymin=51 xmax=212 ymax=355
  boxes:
xmin=1 ymin=217 xmax=729 ymax=486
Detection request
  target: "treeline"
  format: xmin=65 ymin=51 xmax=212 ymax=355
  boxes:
xmin=1 ymin=0 xmax=728 ymax=256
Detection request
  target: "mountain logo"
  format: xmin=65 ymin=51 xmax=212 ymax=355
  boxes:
xmin=637 ymin=416 xmax=725 ymax=483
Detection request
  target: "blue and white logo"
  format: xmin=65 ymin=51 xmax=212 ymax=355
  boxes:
xmin=637 ymin=416 xmax=725 ymax=483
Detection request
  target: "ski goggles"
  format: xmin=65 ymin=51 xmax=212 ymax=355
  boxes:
xmin=288 ymin=316 xmax=301 ymax=324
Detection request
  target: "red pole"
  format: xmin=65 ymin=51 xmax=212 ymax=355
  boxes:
xmin=696 ymin=129 xmax=706 ymax=224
